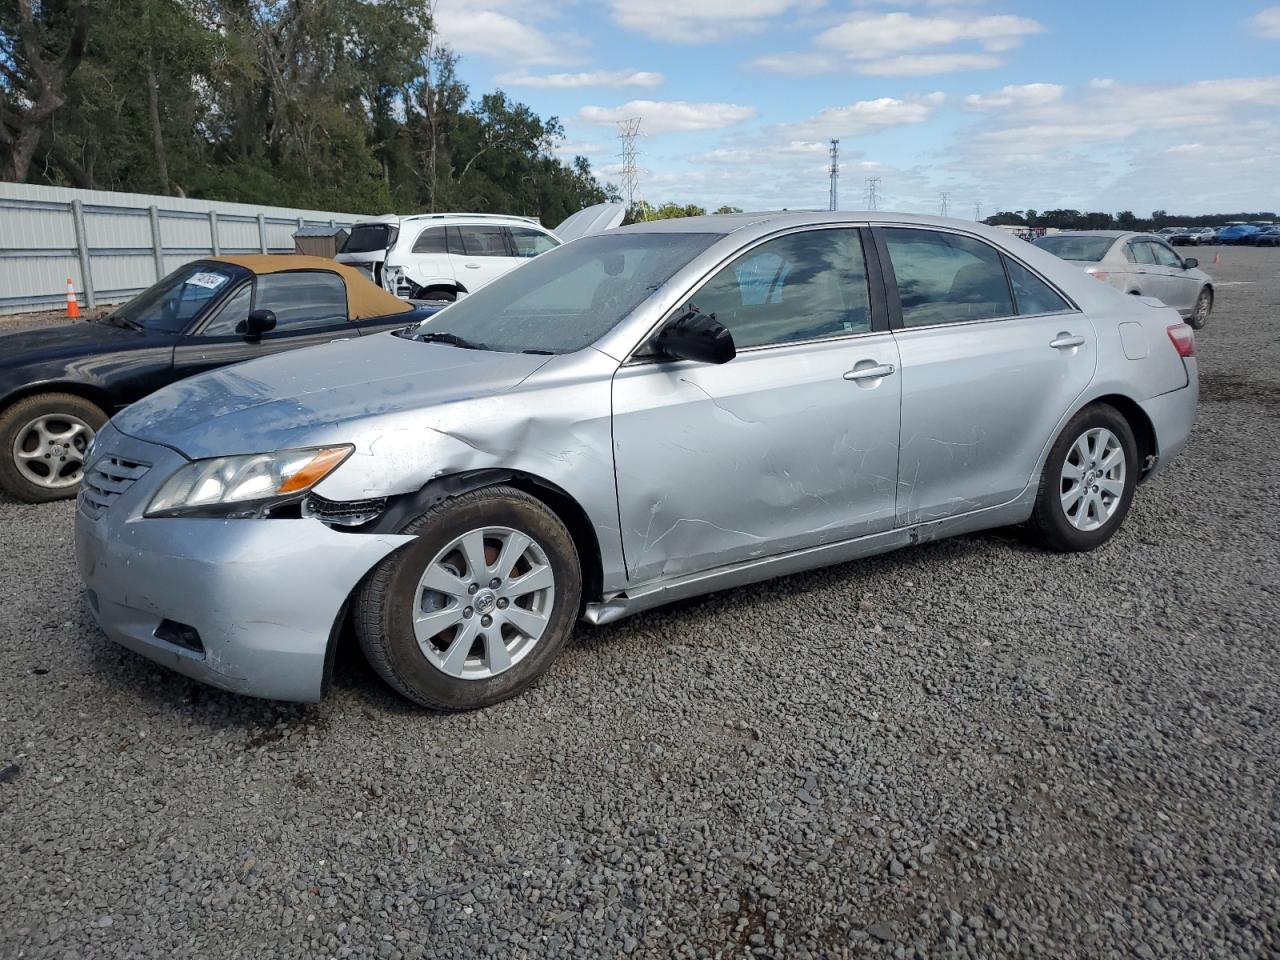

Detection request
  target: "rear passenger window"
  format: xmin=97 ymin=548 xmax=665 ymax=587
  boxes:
xmin=691 ymin=229 xmax=871 ymax=349
xmin=456 ymin=226 xmax=510 ymax=257
xmin=412 ymin=227 xmax=447 ymax=254
xmin=509 ymin=227 xmax=559 ymax=258
xmin=1129 ymin=242 xmax=1156 ymax=265
xmin=1005 ymin=258 xmax=1070 ymax=315
xmin=882 ymin=228 xmax=1013 ymax=327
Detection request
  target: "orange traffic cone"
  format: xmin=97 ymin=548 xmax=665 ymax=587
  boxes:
xmin=65 ymin=278 xmax=81 ymax=319
xmin=1213 ymin=253 xmax=1220 ymax=265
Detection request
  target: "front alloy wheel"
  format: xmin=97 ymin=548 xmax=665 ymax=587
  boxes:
xmin=356 ymin=485 xmax=581 ymax=710
xmin=1187 ymin=288 xmax=1212 ymax=330
xmin=414 ymin=526 xmax=556 ymax=680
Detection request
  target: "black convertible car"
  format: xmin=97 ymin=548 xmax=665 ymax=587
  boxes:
xmin=0 ymin=256 xmax=438 ymax=502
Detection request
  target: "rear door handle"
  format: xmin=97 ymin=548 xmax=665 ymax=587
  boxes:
xmin=1050 ymin=334 xmax=1085 ymax=349
xmin=843 ymin=362 xmax=896 ymax=381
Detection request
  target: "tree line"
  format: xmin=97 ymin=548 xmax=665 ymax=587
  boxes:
xmin=0 ymin=0 xmax=612 ymax=225
xmin=984 ymin=209 xmax=1278 ymax=230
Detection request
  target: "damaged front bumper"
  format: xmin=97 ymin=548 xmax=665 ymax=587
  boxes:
xmin=74 ymin=425 xmax=411 ymax=702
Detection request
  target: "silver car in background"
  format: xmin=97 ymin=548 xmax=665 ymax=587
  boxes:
xmin=1034 ymin=231 xmax=1214 ymax=329
xmin=75 ymin=213 xmax=1199 ymax=710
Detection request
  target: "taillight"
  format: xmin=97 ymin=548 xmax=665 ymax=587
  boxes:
xmin=1088 ymin=270 xmax=1110 ymax=282
xmin=1167 ymin=323 xmax=1195 ymax=357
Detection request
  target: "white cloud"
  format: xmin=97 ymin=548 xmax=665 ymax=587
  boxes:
xmin=1251 ymin=6 xmax=1280 ymax=38
xmin=496 ymin=69 xmax=664 ymax=89
xmin=856 ymin=53 xmax=1004 ymax=76
xmin=575 ymin=100 xmax=757 ymax=134
xmin=433 ymin=3 xmax=584 ymax=66
xmin=963 ymin=82 xmax=1065 ymax=110
xmin=748 ymin=53 xmax=840 ymax=75
xmin=552 ymin=140 xmax=606 ymax=156
xmin=755 ymin=10 xmax=1043 ymax=76
xmin=608 ymin=0 xmax=819 ymax=43
xmin=775 ymin=93 xmax=946 ymax=140
xmin=816 ymin=12 xmax=1045 ymax=58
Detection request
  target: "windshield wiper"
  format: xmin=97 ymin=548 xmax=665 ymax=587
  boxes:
xmin=521 ymin=348 xmax=555 ymax=355
xmin=106 ymin=314 xmax=144 ymax=331
xmin=415 ymin=330 xmax=488 ymax=351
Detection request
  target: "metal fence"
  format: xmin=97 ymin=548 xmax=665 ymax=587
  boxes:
xmin=0 ymin=183 xmax=369 ymax=315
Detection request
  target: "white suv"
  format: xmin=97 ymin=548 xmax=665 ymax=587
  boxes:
xmin=336 ymin=205 xmax=624 ymax=302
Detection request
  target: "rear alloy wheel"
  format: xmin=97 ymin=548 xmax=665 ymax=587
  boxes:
xmin=0 ymin=393 xmax=107 ymax=503
xmin=1030 ymin=404 xmax=1137 ymax=552
xmin=1187 ymin=287 xmax=1212 ymax=330
xmin=355 ymin=485 xmax=581 ymax=709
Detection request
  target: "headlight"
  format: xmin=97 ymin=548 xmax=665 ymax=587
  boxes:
xmin=145 ymin=445 xmax=352 ymax=518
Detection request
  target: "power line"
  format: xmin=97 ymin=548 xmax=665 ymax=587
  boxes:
xmin=939 ymin=192 xmax=951 ymax=217
xmin=828 ymin=139 xmax=839 ymax=211
xmin=617 ymin=118 xmax=642 ymax=217
xmin=864 ymin=176 xmax=881 ymax=211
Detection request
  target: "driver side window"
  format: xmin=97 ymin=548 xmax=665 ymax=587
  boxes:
xmin=692 ymin=229 xmax=872 ymax=349
xmin=200 ymin=283 xmax=252 ymax=336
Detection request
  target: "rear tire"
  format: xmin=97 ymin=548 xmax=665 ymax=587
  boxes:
xmin=355 ymin=485 xmax=581 ymax=710
xmin=0 ymin=393 xmax=106 ymax=503
xmin=418 ymin=286 xmax=457 ymax=303
xmin=1029 ymin=404 xmax=1137 ymax=553
xmin=1187 ymin=287 xmax=1212 ymax=330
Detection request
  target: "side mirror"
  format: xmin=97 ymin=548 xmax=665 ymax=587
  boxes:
xmin=243 ymin=309 xmax=277 ymax=341
xmin=1182 ymin=257 xmax=1198 ymax=270
xmin=656 ymin=310 xmax=735 ymax=365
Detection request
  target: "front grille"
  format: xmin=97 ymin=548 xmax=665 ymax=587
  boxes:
xmin=80 ymin=455 xmax=151 ymax=517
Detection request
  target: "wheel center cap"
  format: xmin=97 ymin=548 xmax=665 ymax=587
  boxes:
xmin=474 ymin=591 xmax=497 ymax=615
xmin=1084 ymin=469 xmax=1097 ymax=484
xmin=49 ymin=442 xmax=66 ymax=458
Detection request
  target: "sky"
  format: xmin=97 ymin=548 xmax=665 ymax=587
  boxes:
xmin=433 ymin=0 xmax=1280 ymax=217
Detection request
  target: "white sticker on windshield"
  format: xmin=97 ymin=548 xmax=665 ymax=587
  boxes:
xmin=186 ymin=271 xmax=228 ymax=290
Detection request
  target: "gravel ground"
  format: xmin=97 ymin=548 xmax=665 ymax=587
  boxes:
xmin=2 ymin=248 xmax=1278 ymax=959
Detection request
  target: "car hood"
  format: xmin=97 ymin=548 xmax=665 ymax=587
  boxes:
xmin=111 ymin=332 xmax=552 ymax=459
xmin=0 ymin=319 xmax=146 ymax=367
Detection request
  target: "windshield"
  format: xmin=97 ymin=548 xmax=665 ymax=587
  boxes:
xmin=408 ymin=232 xmax=719 ymax=354
xmin=1033 ymin=235 xmax=1114 ymax=262
xmin=342 ymin=224 xmax=396 ymax=254
xmin=109 ymin=262 xmax=240 ymax=333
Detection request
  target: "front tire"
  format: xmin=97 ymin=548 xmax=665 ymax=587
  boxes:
xmin=0 ymin=392 xmax=106 ymax=503
xmin=355 ymin=485 xmax=581 ymax=710
xmin=1187 ymin=287 xmax=1212 ymax=330
xmin=1029 ymin=405 xmax=1137 ymax=553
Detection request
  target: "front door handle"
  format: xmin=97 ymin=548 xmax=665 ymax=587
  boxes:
xmin=464 ymin=263 xmax=481 ymax=269
xmin=843 ymin=362 xmax=896 ymax=381
xmin=1050 ymin=334 xmax=1085 ymax=349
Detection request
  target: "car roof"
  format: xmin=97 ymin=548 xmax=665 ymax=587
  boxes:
xmin=613 ymin=210 xmax=1032 ymax=236
xmin=206 ymin=255 xmax=413 ymax=320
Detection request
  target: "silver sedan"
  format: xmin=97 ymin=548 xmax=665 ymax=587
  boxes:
xmin=75 ymin=213 xmax=1199 ymax=709
xmin=1034 ymin=230 xmax=1214 ymax=329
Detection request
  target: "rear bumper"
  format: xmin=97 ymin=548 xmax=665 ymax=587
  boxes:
xmin=1139 ymin=358 xmax=1198 ymax=479
xmin=74 ymin=425 xmax=411 ymax=702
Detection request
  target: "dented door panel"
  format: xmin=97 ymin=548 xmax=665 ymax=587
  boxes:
xmin=612 ymin=336 xmax=902 ymax=585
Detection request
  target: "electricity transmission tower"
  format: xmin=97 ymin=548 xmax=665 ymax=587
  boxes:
xmin=828 ymin=139 xmax=839 ymax=211
xmin=617 ymin=118 xmax=642 ymax=217
xmin=864 ymin=177 xmax=881 ymax=211
xmin=939 ymin=192 xmax=951 ymax=217
xmin=974 ymin=201 xmax=982 ymax=221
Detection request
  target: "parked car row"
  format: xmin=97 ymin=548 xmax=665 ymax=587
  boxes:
xmin=1155 ymin=223 xmax=1280 ymax=245
xmin=54 ymin=213 xmax=1198 ymax=711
